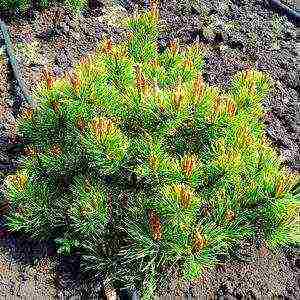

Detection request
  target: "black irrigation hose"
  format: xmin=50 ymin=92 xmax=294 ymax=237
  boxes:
xmin=0 ymin=19 xmax=32 ymax=104
xmin=269 ymin=0 xmax=300 ymax=24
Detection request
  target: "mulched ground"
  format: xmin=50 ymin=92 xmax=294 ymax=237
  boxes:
xmin=155 ymin=241 xmax=300 ymax=299
xmin=0 ymin=0 xmax=299 ymax=298
xmin=0 ymin=234 xmax=57 ymax=299
xmin=281 ymin=0 xmax=297 ymax=9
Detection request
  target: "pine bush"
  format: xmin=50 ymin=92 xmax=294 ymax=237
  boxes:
xmin=2 ymin=2 xmax=299 ymax=296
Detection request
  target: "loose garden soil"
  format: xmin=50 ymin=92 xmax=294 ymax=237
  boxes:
xmin=0 ymin=0 xmax=299 ymax=298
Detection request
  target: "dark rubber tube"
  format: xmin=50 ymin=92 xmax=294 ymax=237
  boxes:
xmin=0 ymin=19 xmax=31 ymax=103
xmin=269 ymin=0 xmax=300 ymax=24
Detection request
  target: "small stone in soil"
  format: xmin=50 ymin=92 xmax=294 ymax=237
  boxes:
xmin=259 ymin=246 xmax=270 ymax=257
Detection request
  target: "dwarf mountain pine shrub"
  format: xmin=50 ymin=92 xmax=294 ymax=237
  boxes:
xmin=2 ymin=2 xmax=299 ymax=297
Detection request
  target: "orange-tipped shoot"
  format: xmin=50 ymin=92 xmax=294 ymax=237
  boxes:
xmin=225 ymin=209 xmax=235 ymax=221
xmin=275 ymin=173 xmax=299 ymax=198
xmin=21 ymin=108 xmax=34 ymax=120
xmin=150 ymin=0 xmax=159 ymax=20
xmin=24 ymin=146 xmax=37 ymax=157
xmin=102 ymin=37 xmax=113 ymax=54
xmin=182 ymin=154 xmax=198 ymax=177
xmin=169 ymin=39 xmax=178 ymax=55
xmin=226 ymin=99 xmax=237 ymax=118
xmin=148 ymin=209 xmax=162 ymax=241
xmin=173 ymin=78 xmax=184 ymax=110
xmin=42 ymin=68 xmax=55 ymax=90
xmin=76 ymin=117 xmax=85 ymax=132
xmin=50 ymin=145 xmax=62 ymax=157
xmin=149 ymin=155 xmax=159 ymax=170
xmin=51 ymin=101 xmax=60 ymax=112
xmin=149 ymin=58 xmax=160 ymax=69
xmin=194 ymin=73 xmax=204 ymax=100
xmin=68 ymin=71 xmax=81 ymax=93
xmin=183 ymin=58 xmax=193 ymax=69
xmin=134 ymin=65 xmax=147 ymax=92
xmin=7 ymin=173 xmax=28 ymax=191
xmin=92 ymin=117 xmax=115 ymax=138
xmin=193 ymin=228 xmax=206 ymax=252
xmin=173 ymin=184 xmax=194 ymax=209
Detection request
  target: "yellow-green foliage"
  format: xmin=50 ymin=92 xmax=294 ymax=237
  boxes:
xmin=3 ymin=6 xmax=299 ymax=296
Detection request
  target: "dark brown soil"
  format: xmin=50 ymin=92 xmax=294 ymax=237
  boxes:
xmin=7 ymin=4 xmax=128 ymax=96
xmin=155 ymin=241 xmax=300 ymax=299
xmin=281 ymin=0 xmax=297 ymax=9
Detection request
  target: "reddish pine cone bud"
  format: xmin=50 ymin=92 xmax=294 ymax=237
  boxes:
xmin=179 ymin=188 xmax=192 ymax=209
xmin=80 ymin=54 xmax=92 ymax=66
xmin=259 ymin=245 xmax=270 ymax=257
xmin=148 ymin=209 xmax=162 ymax=241
xmin=183 ymin=59 xmax=193 ymax=69
xmin=80 ymin=56 xmax=87 ymax=65
xmin=225 ymin=209 xmax=235 ymax=221
xmin=173 ymin=79 xmax=184 ymax=109
xmin=21 ymin=108 xmax=34 ymax=120
xmin=244 ymin=64 xmax=254 ymax=82
xmin=76 ymin=117 xmax=85 ymax=132
xmin=43 ymin=68 xmax=55 ymax=89
xmin=213 ymin=96 xmax=222 ymax=114
xmin=92 ymin=117 xmax=114 ymax=138
xmin=127 ymin=32 xmax=134 ymax=41
xmin=51 ymin=101 xmax=60 ymax=112
xmin=68 ymin=71 xmax=81 ymax=92
xmin=24 ymin=146 xmax=37 ymax=157
xmin=193 ymin=229 xmax=206 ymax=252
xmin=50 ymin=145 xmax=62 ymax=157
xmin=137 ymin=75 xmax=146 ymax=91
xmin=227 ymin=101 xmax=237 ymax=118
xmin=275 ymin=179 xmax=286 ymax=198
xmin=194 ymin=73 xmax=204 ymax=99
xmin=149 ymin=59 xmax=160 ymax=69
xmin=102 ymin=38 xmax=113 ymax=54
xmin=150 ymin=0 xmax=159 ymax=19
xmin=173 ymin=184 xmax=193 ymax=209
xmin=134 ymin=65 xmax=147 ymax=92
xmin=182 ymin=154 xmax=197 ymax=177
xmin=169 ymin=39 xmax=178 ymax=55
